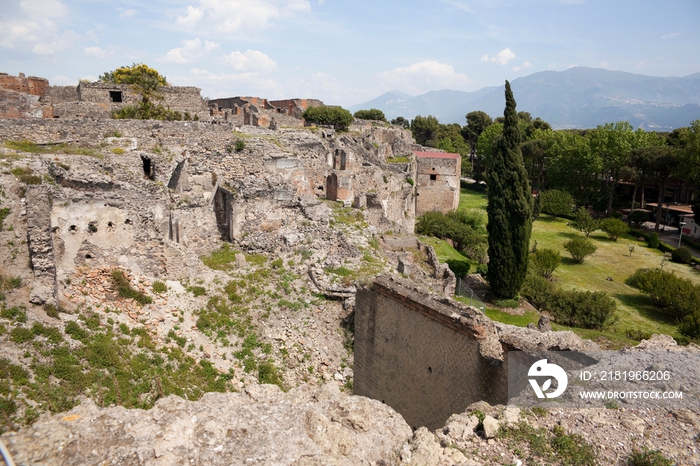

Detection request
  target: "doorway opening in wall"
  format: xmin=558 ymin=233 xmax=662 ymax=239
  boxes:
xmin=326 ymin=173 xmax=338 ymax=201
xmin=141 ymin=156 xmax=155 ymax=181
xmin=109 ymin=91 xmax=123 ymax=103
xmin=430 ymin=174 xmax=437 ymax=181
xmin=213 ymin=187 xmax=233 ymax=242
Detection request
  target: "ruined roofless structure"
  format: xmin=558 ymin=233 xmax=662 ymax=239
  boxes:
xmin=414 ymin=150 xmax=461 ymax=216
xmin=0 ymin=72 xmax=210 ymax=121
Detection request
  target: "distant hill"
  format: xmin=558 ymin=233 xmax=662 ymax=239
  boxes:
xmin=348 ymin=67 xmax=700 ymax=130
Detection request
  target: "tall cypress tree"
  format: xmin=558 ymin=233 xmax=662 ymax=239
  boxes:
xmin=486 ymin=81 xmax=532 ymax=298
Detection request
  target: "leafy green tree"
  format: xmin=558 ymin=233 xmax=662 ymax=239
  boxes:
xmin=633 ymin=146 xmax=681 ymax=231
xmin=474 ymin=122 xmax=503 ymax=180
xmin=571 ymin=207 xmax=599 ymax=237
xmin=544 ymin=130 xmax=601 ymax=207
xmin=590 ymin=122 xmax=663 ymax=214
xmin=302 ymin=106 xmax=354 ymax=131
xmin=390 ymin=116 xmax=410 ymax=128
xmin=522 ymin=117 xmax=551 ymax=140
xmin=521 ymin=137 xmax=549 ymax=192
xmin=353 ymin=108 xmax=386 ymax=122
xmin=462 ymin=111 xmax=493 ymax=153
xmin=539 ymin=189 xmax=574 ymax=218
xmin=411 ymin=115 xmax=440 ymax=145
xmin=486 ymin=81 xmax=532 ymax=298
xmin=599 ymin=218 xmax=629 ymax=241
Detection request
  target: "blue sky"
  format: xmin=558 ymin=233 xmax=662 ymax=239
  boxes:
xmin=1 ymin=0 xmax=698 ymax=107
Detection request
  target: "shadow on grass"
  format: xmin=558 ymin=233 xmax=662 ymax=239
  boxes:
xmin=537 ymin=215 xmax=564 ymax=223
xmin=555 ymin=231 xmax=579 ymax=240
xmin=613 ymin=292 xmax=678 ymax=326
xmin=560 ymin=256 xmax=581 ymax=266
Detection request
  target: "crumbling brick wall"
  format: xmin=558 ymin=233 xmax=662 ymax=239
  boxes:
xmin=269 ymin=99 xmax=324 ymax=119
xmin=0 ymin=73 xmax=48 ymax=96
xmin=354 ymin=275 xmax=507 ymax=431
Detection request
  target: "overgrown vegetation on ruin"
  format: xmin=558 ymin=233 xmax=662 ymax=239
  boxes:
xmin=302 ymin=106 xmax=354 ymax=131
xmin=0 ymin=304 xmax=236 ymax=434
xmin=3 ymin=139 xmax=101 ymax=158
xmin=498 ymin=422 xmax=597 ymax=466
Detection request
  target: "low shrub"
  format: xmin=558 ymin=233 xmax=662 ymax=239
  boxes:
xmin=627 ymin=268 xmax=700 ymax=320
xmin=302 ymin=106 xmax=354 ymax=131
xmin=152 ymin=281 xmax=168 ymax=294
xmin=446 ymin=259 xmax=470 ymax=279
xmin=353 ymin=108 xmax=386 ymax=122
xmin=628 ymin=447 xmax=674 ymax=466
xmin=679 ymin=312 xmax=700 ymax=340
xmin=570 ymin=207 xmax=598 ymax=237
xmin=539 ymin=189 xmax=574 ymax=218
xmin=671 ymin=246 xmax=692 ymax=264
xmin=548 ymin=289 xmax=616 ymax=330
xmin=599 ymin=217 xmax=629 ymax=241
xmin=522 ymin=275 xmax=615 ymax=330
xmin=416 ymin=210 xmax=487 ymax=262
xmin=529 ymin=248 xmax=561 ymax=278
xmin=563 ymin=236 xmax=597 ymax=263
xmin=111 ymin=269 xmax=152 ymax=305
xmin=628 ymin=210 xmax=649 ymax=227
xmin=648 ymin=232 xmax=659 ymax=248
xmin=521 ymin=275 xmax=557 ymax=310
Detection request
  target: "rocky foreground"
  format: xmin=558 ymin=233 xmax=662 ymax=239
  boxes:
xmin=3 ymin=377 xmax=699 ymax=466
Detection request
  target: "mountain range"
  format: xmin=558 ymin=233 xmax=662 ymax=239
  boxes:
xmin=348 ymin=67 xmax=700 ymax=131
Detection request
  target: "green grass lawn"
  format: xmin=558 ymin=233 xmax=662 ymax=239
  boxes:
xmin=455 ymin=186 xmax=700 ymax=347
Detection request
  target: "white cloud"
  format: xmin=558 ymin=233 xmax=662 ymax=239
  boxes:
xmin=378 ymin=60 xmax=471 ymax=95
xmin=158 ymin=38 xmax=220 ymax=64
xmin=175 ymin=0 xmax=311 ymax=35
xmin=221 ymin=49 xmax=277 ymax=73
xmin=117 ymin=8 xmax=137 ymax=18
xmin=20 ymin=0 xmax=68 ymax=18
xmin=176 ymin=6 xmax=204 ymax=27
xmin=0 ymin=0 xmax=84 ymax=56
xmin=481 ymin=48 xmax=516 ymax=65
xmin=84 ymin=46 xmax=108 ymax=58
xmin=49 ymin=75 xmax=75 ymax=85
xmin=512 ymin=61 xmax=531 ymax=71
xmin=32 ymin=29 xmax=80 ymax=55
xmin=662 ymin=31 xmax=681 ymax=39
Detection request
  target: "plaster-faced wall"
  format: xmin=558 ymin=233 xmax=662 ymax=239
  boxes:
xmin=415 ymin=152 xmax=461 ymax=216
xmin=354 ymin=275 xmax=507 ymax=430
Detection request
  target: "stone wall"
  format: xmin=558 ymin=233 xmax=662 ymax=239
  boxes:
xmin=269 ymin=98 xmax=324 ymax=119
xmin=354 ymin=275 xmax=507 ymax=430
xmin=0 ymin=88 xmax=45 ymax=119
xmin=414 ymin=151 xmax=461 ymax=215
xmin=47 ymin=85 xmax=79 ymax=104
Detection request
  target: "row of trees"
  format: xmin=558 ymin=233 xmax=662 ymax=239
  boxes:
xmin=392 ymin=110 xmax=700 ymax=225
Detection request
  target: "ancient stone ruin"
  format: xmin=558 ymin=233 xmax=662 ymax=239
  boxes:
xmin=0 ymin=71 xmax=698 ymax=466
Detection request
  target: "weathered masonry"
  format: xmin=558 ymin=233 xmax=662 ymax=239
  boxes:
xmin=0 ymin=72 xmax=210 ymax=120
xmin=354 ymin=275 xmax=507 ymax=431
xmin=354 ymin=274 xmax=599 ymax=430
xmin=414 ymin=151 xmax=461 ymax=216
